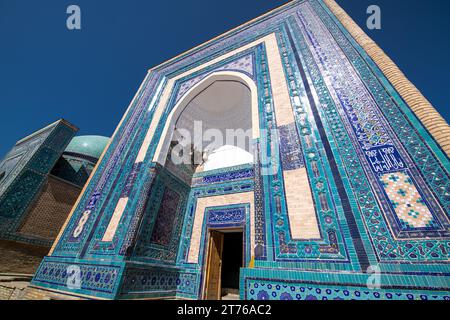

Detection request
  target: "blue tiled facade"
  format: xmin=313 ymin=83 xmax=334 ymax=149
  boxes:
xmin=30 ymin=0 xmax=450 ymax=300
xmin=0 ymin=120 xmax=78 ymax=247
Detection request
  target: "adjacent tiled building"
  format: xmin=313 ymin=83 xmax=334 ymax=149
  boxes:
xmin=0 ymin=120 xmax=108 ymax=274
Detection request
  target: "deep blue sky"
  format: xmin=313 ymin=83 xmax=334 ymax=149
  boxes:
xmin=0 ymin=0 xmax=449 ymax=158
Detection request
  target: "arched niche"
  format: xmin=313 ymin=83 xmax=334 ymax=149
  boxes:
xmin=153 ymin=71 xmax=260 ymax=171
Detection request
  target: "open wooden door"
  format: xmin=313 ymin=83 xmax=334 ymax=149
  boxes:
xmin=204 ymin=231 xmax=224 ymax=300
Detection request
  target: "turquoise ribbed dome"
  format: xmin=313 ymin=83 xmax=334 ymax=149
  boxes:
xmin=65 ymin=135 xmax=109 ymax=160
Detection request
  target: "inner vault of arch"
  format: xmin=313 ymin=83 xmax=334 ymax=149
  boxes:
xmin=157 ymin=73 xmax=260 ymax=176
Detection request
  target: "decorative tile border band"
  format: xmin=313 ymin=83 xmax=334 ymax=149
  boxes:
xmin=323 ymin=0 xmax=450 ymax=157
xmin=241 ymin=268 xmax=450 ymax=300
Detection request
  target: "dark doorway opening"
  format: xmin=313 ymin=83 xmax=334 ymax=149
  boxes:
xmin=221 ymin=232 xmax=243 ymax=299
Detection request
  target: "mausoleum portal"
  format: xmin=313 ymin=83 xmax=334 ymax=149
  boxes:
xmin=27 ymin=0 xmax=450 ymax=301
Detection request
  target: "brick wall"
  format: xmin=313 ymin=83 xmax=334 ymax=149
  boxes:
xmin=0 ymin=175 xmax=82 ymax=276
xmin=18 ymin=175 xmax=81 ymax=241
xmin=0 ymin=240 xmax=48 ymax=274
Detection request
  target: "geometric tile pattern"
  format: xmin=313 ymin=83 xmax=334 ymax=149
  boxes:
xmin=31 ymin=257 xmax=122 ymax=299
xmin=176 ymin=54 xmax=255 ymax=103
xmin=119 ymin=266 xmax=198 ymax=299
xmin=150 ymin=187 xmax=181 ymax=246
xmin=257 ymin=41 xmax=349 ymax=263
xmin=278 ymin=123 xmax=304 ymax=171
xmin=380 ymin=172 xmax=438 ymax=230
xmin=132 ymin=165 xmax=189 ymax=263
xmin=295 ymin=0 xmax=449 ymax=251
xmin=244 ymin=278 xmax=450 ymax=301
